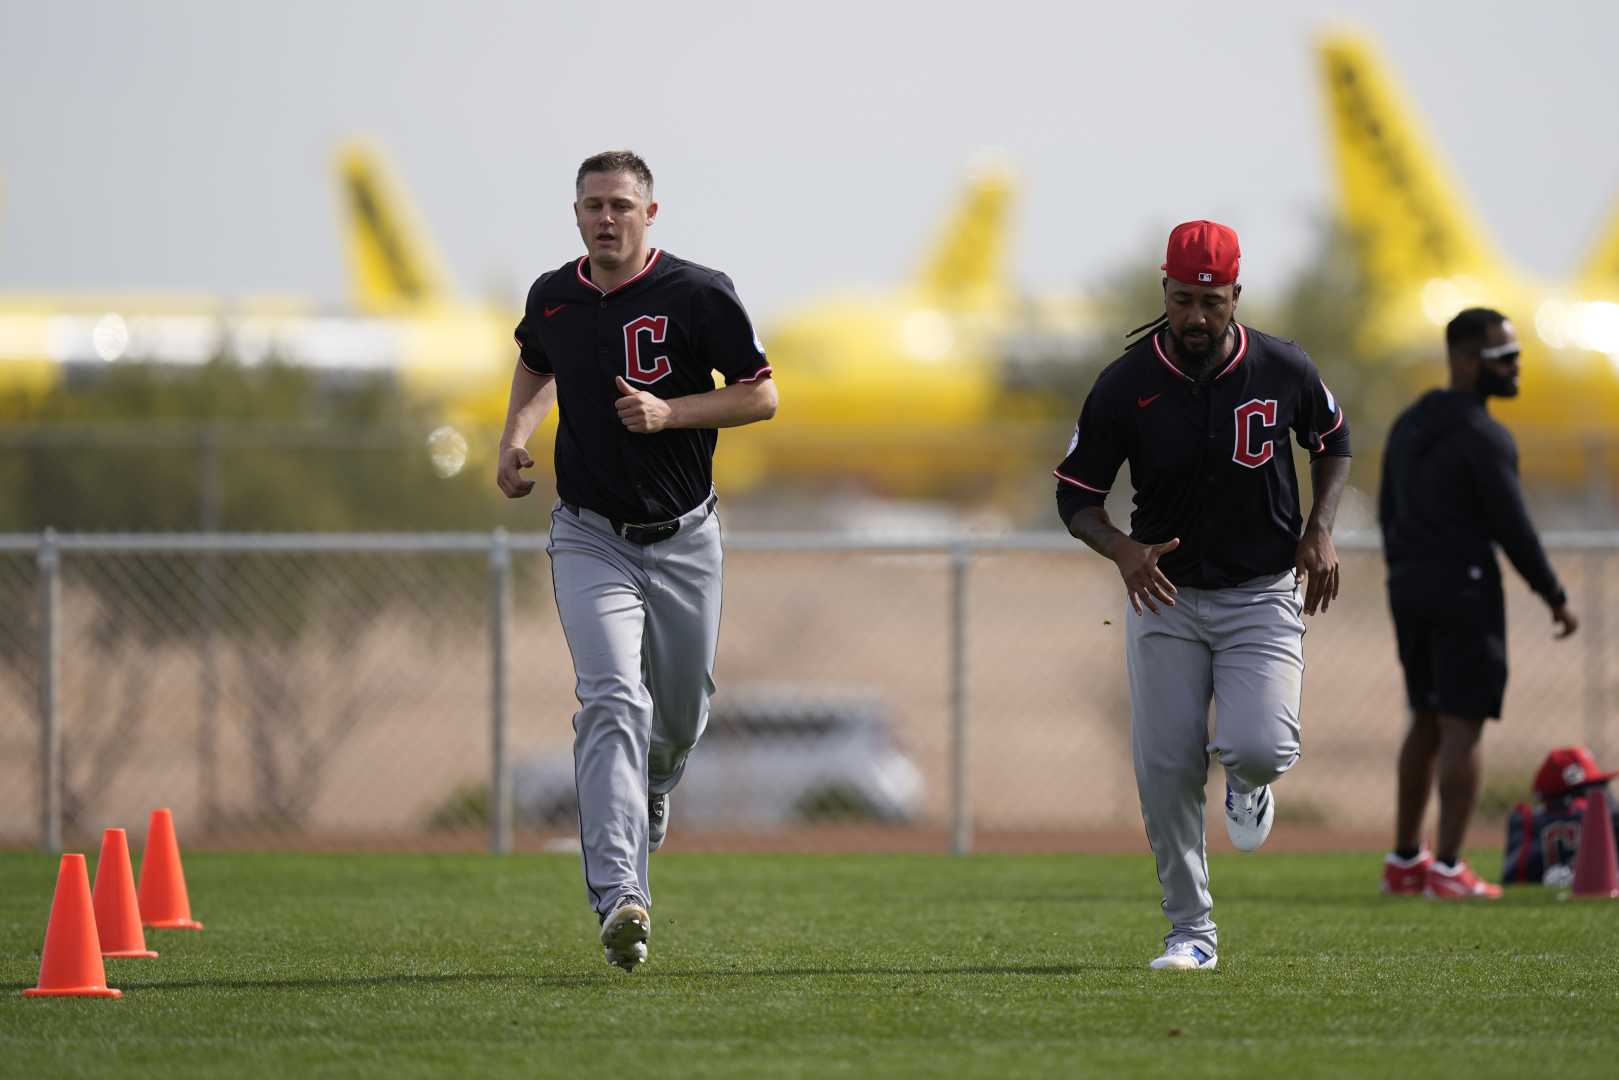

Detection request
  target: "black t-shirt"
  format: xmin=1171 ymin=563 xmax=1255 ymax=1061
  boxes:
xmin=1054 ymin=324 xmax=1351 ymax=588
xmin=514 ymin=249 xmax=771 ymax=523
xmin=1379 ymin=389 xmax=1565 ymax=609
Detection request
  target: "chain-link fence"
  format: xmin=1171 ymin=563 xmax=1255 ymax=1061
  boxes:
xmin=1 ymin=530 xmax=1613 ymax=852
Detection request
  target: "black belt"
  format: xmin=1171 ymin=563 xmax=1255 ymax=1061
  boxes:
xmin=562 ymin=493 xmax=716 ymax=545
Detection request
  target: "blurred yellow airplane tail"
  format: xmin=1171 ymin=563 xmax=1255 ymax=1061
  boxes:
xmin=1576 ymin=191 xmax=1619 ymax=292
xmin=1317 ymin=31 xmax=1502 ymax=290
xmin=336 ymin=140 xmax=452 ymax=312
xmin=915 ymin=163 xmax=1013 ymax=310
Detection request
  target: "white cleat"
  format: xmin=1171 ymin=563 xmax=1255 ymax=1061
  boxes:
xmin=600 ymin=897 xmax=651 ymax=973
xmin=1224 ymin=782 xmax=1275 ymax=852
xmin=1150 ymin=941 xmax=1218 ymax=971
xmin=649 ymin=792 xmax=669 ymax=853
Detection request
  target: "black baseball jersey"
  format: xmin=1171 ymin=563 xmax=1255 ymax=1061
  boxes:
xmin=1379 ymin=389 xmax=1565 ymax=609
xmin=1054 ymin=324 xmax=1351 ymax=589
xmin=514 ymin=249 xmax=771 ymax=524
xmin=1502 ymin=790 xmax=1618 ymax=884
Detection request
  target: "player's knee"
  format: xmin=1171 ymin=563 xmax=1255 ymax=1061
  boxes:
xmin=648 ymin=680 xmax=713 ymax=743
xmin=1222 ymin=735 xmax=1299 ymax=788
xmin=650 ymin=715 xmax=703 ymax=757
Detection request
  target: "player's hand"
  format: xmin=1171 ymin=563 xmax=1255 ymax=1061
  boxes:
xmin=1551 ymin=604 xmax=1579 ymax=639
xmin=1294 ymin=524 xmax=1340 ymax=616
xmin=496 ymin=446 xmax=535 ymax=498
xmin=1110 ymin=536 xmax=1180 ymax=616
xmin=615 ymin=376 xmax=673 ymax=434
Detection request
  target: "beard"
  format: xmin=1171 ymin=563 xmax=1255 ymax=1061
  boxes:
xmin=1168 ymin=323 xmax=1226 ymax=370
xmin=1478 ymin=366 xmax=1519 ymax=398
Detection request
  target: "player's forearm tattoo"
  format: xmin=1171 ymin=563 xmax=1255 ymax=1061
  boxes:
xmin=1306 ymin=456 xmax=1351 ymax=532
xmin=1067 ymin=506 xmax=1127 ymax=561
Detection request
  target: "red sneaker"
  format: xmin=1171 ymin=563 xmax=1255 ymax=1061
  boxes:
xmin=1424 ymin=859 xmax=1503 ymax=900
xmin=1381 ymin=850 xmax=1433 ymax=895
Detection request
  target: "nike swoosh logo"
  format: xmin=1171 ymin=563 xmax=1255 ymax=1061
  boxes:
xmin=544 ymin=304 xmax=566 ymax=317
xmin=1137 ymin=394 xmax=1162 ymax=408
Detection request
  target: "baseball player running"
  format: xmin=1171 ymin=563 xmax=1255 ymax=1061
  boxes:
xmin=1379 ymin=308 xmax=1578 ymax=900
xmin=1054 ymin=221 xmax=1350 ymax=970
xmin=497 ymin=151 xmax=776 ymax=972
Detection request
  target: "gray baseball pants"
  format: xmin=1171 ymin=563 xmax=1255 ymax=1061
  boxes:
xmin=547 ymin=496 xmax=722 ymax=919
xmin=1124 ymin=570 xmax=1304 ymax=954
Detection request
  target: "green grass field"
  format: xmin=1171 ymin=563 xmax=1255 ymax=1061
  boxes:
xmin=3 ymin=850 xmax=1617 ymax=1078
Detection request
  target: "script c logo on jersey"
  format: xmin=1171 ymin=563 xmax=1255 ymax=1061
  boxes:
xmin=622 ymin=315 xmax=672 ymax=384
xmin=1232 ymin=398 xmax=1278 ymax=469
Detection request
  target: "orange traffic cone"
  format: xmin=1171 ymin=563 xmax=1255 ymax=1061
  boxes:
xmin=93 ymin=828 xmax=158 ymax=958
xmin=23 ymin=853 xmax=122 ymax=998
xmin=137 ymin=808 xmax=204 ymax=930
xmin=1571 ymin=787 xmax=1619 ymax=899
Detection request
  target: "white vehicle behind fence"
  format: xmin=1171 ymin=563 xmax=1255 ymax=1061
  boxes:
xmin=513 ymin=686 xmax=925 ymax=829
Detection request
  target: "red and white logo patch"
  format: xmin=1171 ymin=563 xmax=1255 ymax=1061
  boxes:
xmin=1233 ymin=398 xmax=1278 ymax=468
xmin=622 ymin=315 xmax=671 ymax=384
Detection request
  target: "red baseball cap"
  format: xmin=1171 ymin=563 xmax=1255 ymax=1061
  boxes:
xmin=1533 ymin=745 xmax=1619 ymax=799
xmin=1162 ymin=220 xmax=1241 ymax=286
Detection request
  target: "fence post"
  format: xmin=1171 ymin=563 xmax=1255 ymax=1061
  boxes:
xmin=488 ymin=529 xmax=513 ymax=855
xmin=950 ymin=542 xmax=971 ymax=856
xmin=37 ymin=528 xmax=61 ymax=853
xmin=198 ymin=433 xmax=222 ymax=827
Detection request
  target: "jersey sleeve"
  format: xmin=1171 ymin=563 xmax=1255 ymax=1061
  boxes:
xmin=513 ymin=282 xmax=553 ymax=375
xmin=1471 ymin=425 xmax=1567 ymax=608
xmin=1053 ymin=383 xmax=1126 ymax=523
xmin=696 ymin=272 xmax=771 ymax=385
xmin=1291 ymin=358 xmax=1350 ymax=459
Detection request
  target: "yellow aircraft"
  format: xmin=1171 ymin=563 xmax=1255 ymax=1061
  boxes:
xmin=0 ymin=141 xmax=515 ymax=435
xmin=0 ymin=144 xmax=1095 ymax=496
xmin=750 ymin=160 xmax=1098 ymax=493
xmin=1317 ymin=30 xmax=1619 ymax=458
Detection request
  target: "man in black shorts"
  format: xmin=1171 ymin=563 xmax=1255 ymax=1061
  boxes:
xmin=1379 ymin=307 xmax=1579 ymax=899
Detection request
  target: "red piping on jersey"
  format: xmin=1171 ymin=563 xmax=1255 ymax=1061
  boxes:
xmin=1151 ymin=323 xmax=1249 ymax=381
xmin=1150 ymin=333 xmax=1193 ymax=381
xmin=736 ymin=364 xmax=773 ymax=384
xmin=1214 ymin=324 xmax=1249 ymax=378
xmin=1053 ymin=470 xmax=1108 ymax=494
xmin=1314 ymin=405 xmax=1346 ymax=451
xmin=575 ymin=248 xmax=663 ymax=296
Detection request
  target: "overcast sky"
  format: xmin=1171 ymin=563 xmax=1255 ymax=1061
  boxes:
xmin=3 ymin=1 xmax=1618 ymax=322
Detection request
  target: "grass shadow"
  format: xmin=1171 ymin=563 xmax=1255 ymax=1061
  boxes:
xmin=648 ymin=963 xmax=1116 ymax=979
xmin=108 ymin=973 xmax=559 ymax=993
xmin=22 ymin=962 xmax=1123 ymax=995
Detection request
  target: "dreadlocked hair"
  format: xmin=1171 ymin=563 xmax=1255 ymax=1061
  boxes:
xmin=1125 ymin=315 xmax=1168 ymax=341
